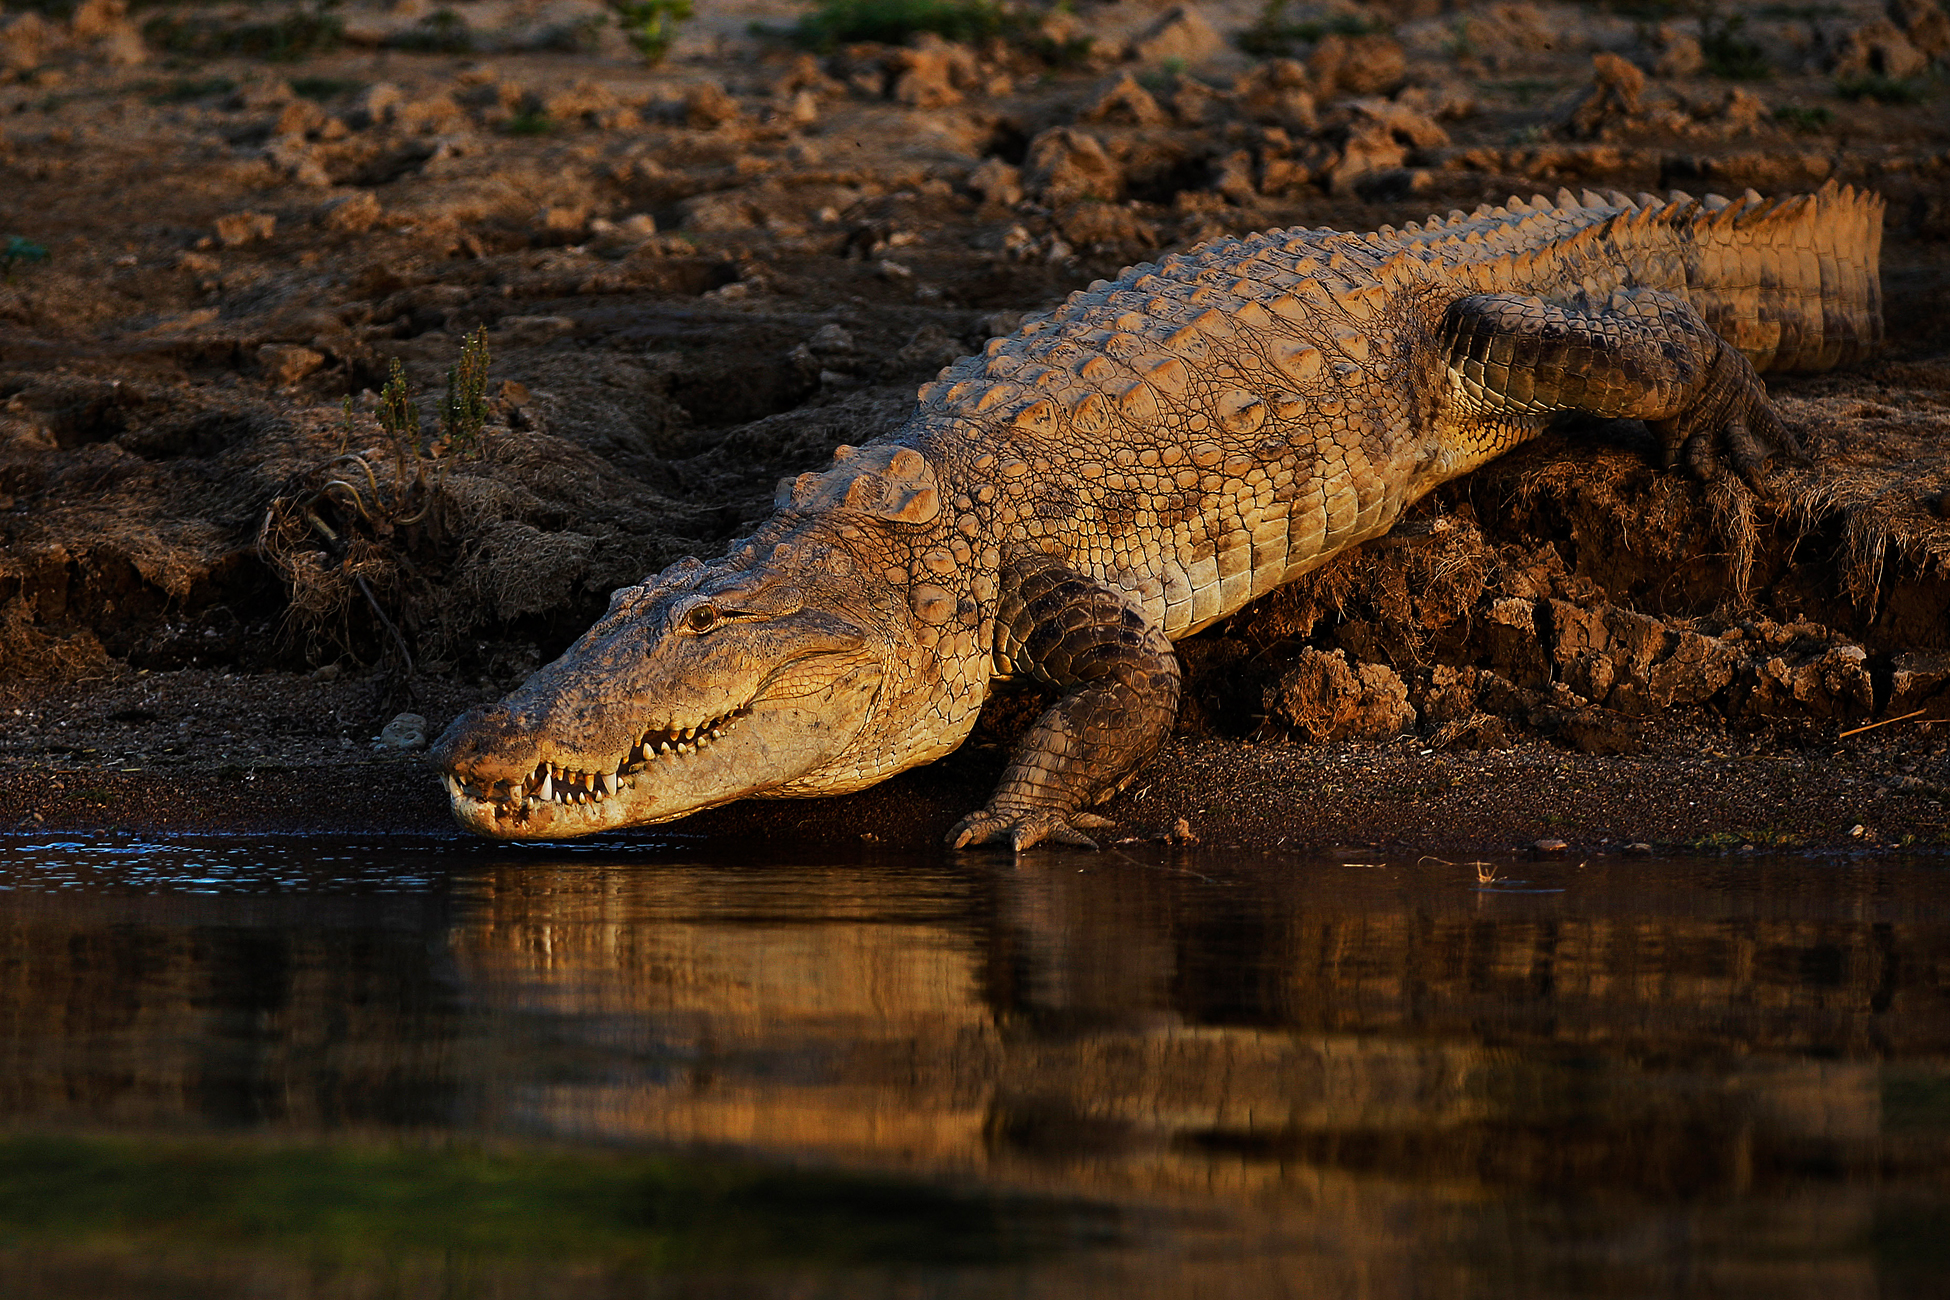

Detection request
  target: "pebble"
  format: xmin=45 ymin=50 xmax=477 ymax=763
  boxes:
xmin=1532 ymin=838 xmax=1570 ymax=858
xmin=1623 ymin=842 xmax=1654 ymax=856
xmin=375 ymin=713 xmax=429 ymax=751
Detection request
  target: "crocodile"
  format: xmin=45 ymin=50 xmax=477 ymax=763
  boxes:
xmin=432 ymin=181 xmax=1884 ymax=849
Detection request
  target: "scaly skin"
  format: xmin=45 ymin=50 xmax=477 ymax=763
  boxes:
xmin=432 ymin=182 xmax=1884 ymax=850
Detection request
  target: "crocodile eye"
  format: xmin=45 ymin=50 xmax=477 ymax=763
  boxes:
xmin=685 ymin=603 xmax=719 ymax=634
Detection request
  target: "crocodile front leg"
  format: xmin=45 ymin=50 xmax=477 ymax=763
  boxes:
xmin=950 ymin=558 xmax=1181 ymax=852
xmin=1442 ymin=287 xmax=1805 ymax=487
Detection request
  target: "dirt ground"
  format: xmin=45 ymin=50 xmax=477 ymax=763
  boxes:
xmin=1 ymin=0 xmax=1947 ymax=853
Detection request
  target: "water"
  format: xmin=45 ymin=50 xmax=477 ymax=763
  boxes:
xmin=0 ymin=832 xmax=1944 ymax=1298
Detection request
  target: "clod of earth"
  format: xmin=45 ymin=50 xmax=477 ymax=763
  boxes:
xmin=433 ymin=183 xmax=1884 ymax=851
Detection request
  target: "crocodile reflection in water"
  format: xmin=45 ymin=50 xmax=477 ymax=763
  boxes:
xmin=0 ymin=847 xmax=1944 ymax=1296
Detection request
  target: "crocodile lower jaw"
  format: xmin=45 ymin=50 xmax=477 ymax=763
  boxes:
xmin=443 ymin=704 xmax=755 ymax=837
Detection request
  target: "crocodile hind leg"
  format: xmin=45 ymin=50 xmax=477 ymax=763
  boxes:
xmin=1441 ymin=287 xmax=1805 ymax=487
xmin=950 ymin=558 xmax=1181 ymax=853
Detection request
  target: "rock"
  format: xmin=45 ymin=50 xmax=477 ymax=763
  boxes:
xmin=0 ymin=12 xmax=53 ymax=73
xmin=357 ymin=82 xmax=407 ymax=128
xmin=1683 ymin=148 xmax=1832 ymax=192
xmin=1709 ymin=86 xmax=1772 ymax=133
xmin=1639 ymin=628 xmax=1740 ymax=709
xmin=375 ymin=713 xmax=428 ymax=750
xmin=214 ymin=212 xmax=276 ymax=247
xmin=1324 ymin=98 xmax=1449 ymax=193
xmin=70 ymin=0 xmax=143 ymax=64
xmin=1887 ymin=649 xmax=1950 ymax=713
xmin=678 ymin=191 xmax=759 ymax=232
xmin=684 ymin=81 xmax=742 ymax=129
xmin=1567 ymin=52 xmax=1646 ymax=139
xmin=1127 ymin=5 xmax=1223 ymax=66
xmin=1477 ymin=596 xmax=1547 ymax=686
xmin=1556 ymin=706 xmax=1643 ymax=755
xmin=1309 ymin=34 xmax=1408 ymax=98
xmin=892 ymin=35 xmax=978 ymax=108
xmin=1056 ymin=201 xmax=1157 ymax=251
xmin=1079 ymin=72 xmax=1168 ymax=127
xmin=1234 ymin=59 xmax=1317 ymax=131
xmin=257 ymin=344 xmax=326 ymax=386
xmin=1895 ymin=0 xmax=1950 ymax=59
xmin=1021 ymin=127 xmax=1122 ymax=205
xmin=1266 ymin=648 xmax=1415 ymax=743
xmin=275 ymin=98 xmax=328 ymax=138
xmin=395 ymin=94 xmax=466 ymax=135
xmin=1168 ymin=74 xmax=1228 ymax=126
xmin=320 ymin=191 xmax=383 ymax=234
xmin=1533 ymin=837 xmax=1569 ymax=857
xmin=1165 ymin=816 xmax=1199 ymax=846
xmin=1833 ymin=19 xmax=1929 ymax=78
xmin=543 ymin=79 xmax=621 ymax=126
xmin=1743 ymin=641 xmax=1874 ymax=719
xmin=68 ymin=0 xmax=124 ymax=41
xmin=772 ymin=52 xmax=845 ymax=99
xmin=1211 ymin=149 xmax=1259 ymax=205
xmin=965 ymin=156 xmax=1023 ymax=207
xmin=1653 ymin=24 xmax=1706 ymax=78
xmin=1623 ymin=842 xmax=1654 ymax=856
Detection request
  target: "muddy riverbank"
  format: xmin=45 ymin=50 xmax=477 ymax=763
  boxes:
xmin=1 ymin=0 xmax=1947 ymax=851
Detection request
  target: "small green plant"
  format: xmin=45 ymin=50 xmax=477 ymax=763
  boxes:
xmin=613 ymin=0 xmax=693 ymax=63
xmin=384 ymin=8 xmax=474 ymax=54
xmin=142 ymin=75 xmax=236 ymax=104
xmin=1238 ymin=1 xmax=1391 ymax=57
xmin=1773 ymin=103 xmax=1833 ymax=130
xmin=1700 ymin=10 xmax=1770 ymax=79
xmin=267 ymin=330 xmax=494 ymax=674
xmin=141 ymin=8 xmax=344 ymax=61
xmin=291 ymin=76 xmax=365 ymax=101
xmin=791 ymin=0 xmax=1011 ymax=49
xmin=504 ymin=108 xmax=554 ymax=135
xmin=1 ymin=236 xmax=48 ymax=281
xmin=1836 ymin=74 xmax=1925 ymax=104
xmin=437 ymin=327 xmax=492 ymax=460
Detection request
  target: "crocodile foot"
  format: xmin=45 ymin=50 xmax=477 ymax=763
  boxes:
xmin=948 ymin=807 xmax=1117 ymax=852
xmin=1655 ymin=344 xmax=1808 ymax=491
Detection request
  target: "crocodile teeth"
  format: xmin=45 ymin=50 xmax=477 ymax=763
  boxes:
xmin=597 ymin=772 xmax=615 ymax=795
xmin=535 ymin=772 xmax=552 ymax=802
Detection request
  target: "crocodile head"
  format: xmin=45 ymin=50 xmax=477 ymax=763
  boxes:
xmin=430 ymin=534 xmax=905 ymax=839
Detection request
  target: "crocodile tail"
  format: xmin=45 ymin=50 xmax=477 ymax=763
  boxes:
xmin=1677 ymin=179 xmax=1884 ymax=375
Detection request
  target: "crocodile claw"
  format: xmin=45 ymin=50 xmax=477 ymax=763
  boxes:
xmin=1656 ymin=344 xmax=1807 ymax=493
xmin=949 ymin=809 xmax=1116 ymax=853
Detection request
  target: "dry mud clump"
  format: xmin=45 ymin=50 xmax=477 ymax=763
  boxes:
xmin=1 ymin=0 xmax=1949 ymax=839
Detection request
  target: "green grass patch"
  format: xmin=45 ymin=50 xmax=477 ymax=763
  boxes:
xmin=141 ymin=9 xmax=344 ymax=62
xmin=1 ymin=236 xmax=49 ymax=280
xmin=382 ymin=7 xmax=474 ymax=54
xmin=0 ymin=1134 xmax=1097 ymax=1271
xmin=1701 ymin=11 xmax=1770 ymax=80
xmin=141 ymin=74 xmax=236 ymax=103
xmin=291 ymin=76 xmax=365 ymax=101
xmin=1773 ymin=103 xmax=1833 ymax=130
xmin=791 ymin=0 xmax=1012 ymax=48
xmin=1238 ymin=1 xmax=1390 ymax=57
xmin=503 ymin=108 xmax=555 ymax=135
xmin=1687 ymin=827 xmax=1805 ymax=851
xmin=1837 ymin=74 xmax=1926 ymax=104
xmin=616 ymin=0 xmax=692 ymax=62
